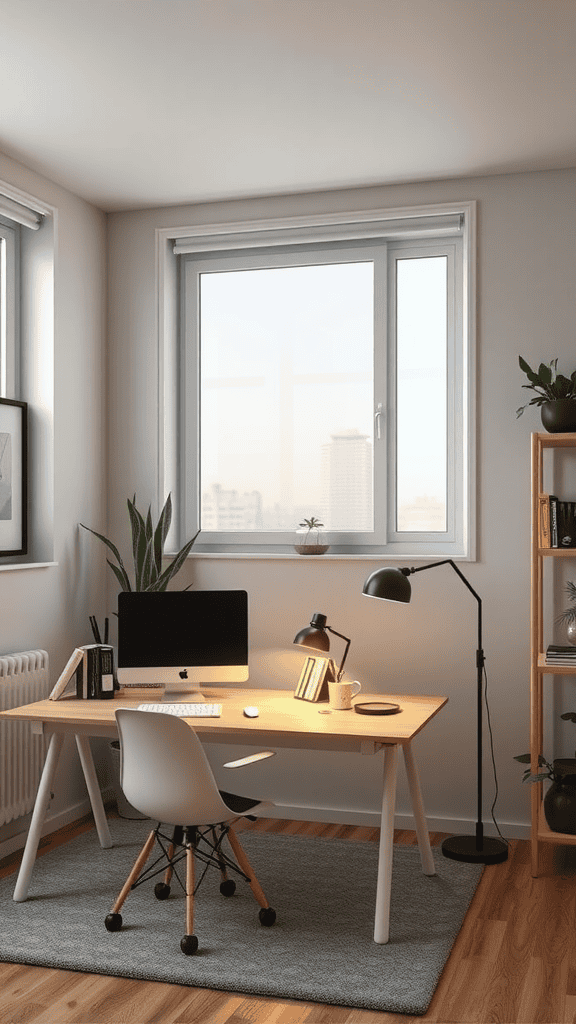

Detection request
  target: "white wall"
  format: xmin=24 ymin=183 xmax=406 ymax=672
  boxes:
xmin=103 ymin=167 xmax=575 ymax=838
xmin=0 ymin=151 xmax=108 ymax=849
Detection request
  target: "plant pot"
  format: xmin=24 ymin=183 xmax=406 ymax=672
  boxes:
xmin=540 ymin=400 xmax=576 ymax=433
xmin=544 ymin=759 xmax=576 ymax=834
xmin=294 ymin=526 xmax=330 ymax=555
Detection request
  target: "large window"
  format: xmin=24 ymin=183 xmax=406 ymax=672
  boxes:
xmin=171 ymin=204 xmax=474 ymax=558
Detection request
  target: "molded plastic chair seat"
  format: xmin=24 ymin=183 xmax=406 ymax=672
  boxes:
xmin=104 ymin=708 xmax=277 ymax=955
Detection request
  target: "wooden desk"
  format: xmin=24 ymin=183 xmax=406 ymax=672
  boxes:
xmin=1 ymin=686 xmax=447 ymax=943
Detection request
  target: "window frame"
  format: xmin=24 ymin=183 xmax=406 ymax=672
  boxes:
xmin=157 ymin=201 xmax=476 ymax=560
xmin=0 ymin=215 xmax=18 ymax=400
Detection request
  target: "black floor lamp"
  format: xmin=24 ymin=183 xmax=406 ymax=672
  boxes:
xmin=363 ymin=560 xmax=508 ymax=865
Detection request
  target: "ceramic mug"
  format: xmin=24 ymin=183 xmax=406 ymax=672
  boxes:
xmin=328 ymin=679 xmax=361 ymax=710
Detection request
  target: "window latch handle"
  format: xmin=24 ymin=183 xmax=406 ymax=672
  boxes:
xmin=374 ymin=402 xmax=384 ymax=440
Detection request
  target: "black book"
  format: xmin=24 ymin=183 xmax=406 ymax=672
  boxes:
xmin=558 ymin=501 xmax=576 ymax=548
xmin=550 ymin=495 xmax=559 ymax=547
xmin=76 ymin=645 xmax=116 ymax=699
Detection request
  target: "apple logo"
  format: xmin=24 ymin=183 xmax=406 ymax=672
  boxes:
xmin=179 ymin=669 xmax=188 ymax=679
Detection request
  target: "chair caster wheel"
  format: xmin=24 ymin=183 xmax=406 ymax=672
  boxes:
xmin=259 ymin=906 xmax=276 ymax=926
xmin=220 ymin=879 xmax=236 ymax=896
xmin=154 ymin=882 xmax=171 ymax=900
xmin=180 ymin=933 xmax=199 ymax=955
xmin=105 ymin=913 xmax=122 ymax=932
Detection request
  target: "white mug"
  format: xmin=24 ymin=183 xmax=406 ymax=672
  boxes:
xmin=328 ymin=679 xmax=361 ymax=710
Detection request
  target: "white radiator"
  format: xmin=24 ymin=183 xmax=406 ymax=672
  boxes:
xmin=0 ymin=649 xmax=50 ymax=826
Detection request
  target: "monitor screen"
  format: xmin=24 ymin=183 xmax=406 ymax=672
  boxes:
xmin=117 ymin=590 xmax=249 ymax=694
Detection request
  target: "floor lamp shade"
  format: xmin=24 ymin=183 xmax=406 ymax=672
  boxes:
xmin=363 ymin=567 xmax=412 ymax=603
xmin=361 ymin=561 xmax=508 ymax=866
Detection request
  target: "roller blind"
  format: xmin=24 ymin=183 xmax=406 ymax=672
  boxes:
xmin=172 ymin=211 xmax=463 ymax=256
xmin=0 ymin=193 xmax=43 ymax=230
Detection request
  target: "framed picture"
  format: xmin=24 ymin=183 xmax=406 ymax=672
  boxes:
xmin=0 ymin=398 xmax=27 ymax=555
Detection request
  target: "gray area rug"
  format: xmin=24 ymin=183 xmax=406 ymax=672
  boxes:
xmin=0 ymin=819 xmax=483 ymax=1015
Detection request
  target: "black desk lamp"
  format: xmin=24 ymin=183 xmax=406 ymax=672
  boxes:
xmin=363 ymin=561 xmax=508 ymax=865
xmin=293 ymin=613 xmax=351 ymax=681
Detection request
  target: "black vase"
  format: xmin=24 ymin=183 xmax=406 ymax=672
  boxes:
xmin=540 ymin=400 xmax=576 ymax=433
xmin=544 ymin=760 xmax=576 ymax=834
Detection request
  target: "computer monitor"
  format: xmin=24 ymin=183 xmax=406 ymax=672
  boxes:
xmin=117 ymin=590 xmax=249 ymax=700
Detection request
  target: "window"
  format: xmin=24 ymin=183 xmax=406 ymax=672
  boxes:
xmin=171 ymin=203 xmax=475 ymax=558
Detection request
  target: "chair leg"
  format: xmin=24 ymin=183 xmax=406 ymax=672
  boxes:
xmin=180 ymin=828 xmax=198 ymax=955
xmin=212 ymin=826 xmax=236 ymax=896
xmin=155 ymin=825 xmax=182 ymax=900
xmin=227 ymin=826 xmax=276 ymax=926
xmin=105 ymin=828 xmax=156 ymax=932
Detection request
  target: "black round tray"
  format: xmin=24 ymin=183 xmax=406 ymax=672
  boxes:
xmin=353 ymin=701 xmax=401 ymax=716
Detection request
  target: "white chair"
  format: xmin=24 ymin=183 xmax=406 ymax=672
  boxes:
xmin=104 ymin=708 xmax=277 ymax=955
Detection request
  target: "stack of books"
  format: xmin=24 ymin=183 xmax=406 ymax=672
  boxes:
xmin=538 ymin=494 xmax=576 ymax=548
xmin=545 ymin=645 xmax=576 ymax=666
xmin=49 ymin=644 xmax=115 ymax=700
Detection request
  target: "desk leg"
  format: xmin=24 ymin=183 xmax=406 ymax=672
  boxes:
xmin=75 ymin=734 xmax=112 ymax=849
xmin=374 ymin=743 xmax=398 ymax=944
xmin=403 ymin=741 xmax=435 ymax=876
xmin=13 ymin=732 xmax=64 ymax=902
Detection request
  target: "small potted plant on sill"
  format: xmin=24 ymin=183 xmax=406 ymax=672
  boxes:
xmin=515 ymin=711 xmax=576 ymax=834
xmin=294 ymin=516 xmax=330 ymax=555
xmin=517 ymin=356 xmax=576 ymax=432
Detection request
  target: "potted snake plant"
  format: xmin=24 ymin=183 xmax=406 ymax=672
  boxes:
xmin=81 ymin=493 xmax=198 ymax=592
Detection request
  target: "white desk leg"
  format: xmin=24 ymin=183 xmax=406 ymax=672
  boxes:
xmin=374 ymin=743 xmax=399 ymax=944
xmin=13 ymin=731 xmax=64 ymax=902
xmin=403 ymin=741 xmax=436 ymax=875
xmin=75 ymin=734 xmax=112 ymax=849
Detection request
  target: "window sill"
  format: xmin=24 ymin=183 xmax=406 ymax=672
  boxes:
xmin=0 ymin=561 xmax=58 ymax=572
xmin=176 ymin=550 xmax=473 ymax=562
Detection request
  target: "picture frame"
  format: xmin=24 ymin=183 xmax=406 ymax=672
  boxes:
xmin=294 ymin=655 xmax=336 ymax=702
xmin=0 ymin=398 xmax=27 ymax=555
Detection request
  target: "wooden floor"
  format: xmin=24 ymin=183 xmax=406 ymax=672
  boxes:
xmin=0 ymin=814 xmax=575 ymax=1024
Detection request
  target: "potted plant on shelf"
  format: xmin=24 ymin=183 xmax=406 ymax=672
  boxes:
xmin=81 ymin=493 xmax=198 ymax=592
xmin=557 ymin=580 xmax=576 ymax=646
xmin=294 ymin=516 xmax=330 ymax=555
xmin=517 ymin=356 xmax=576 ymax=432
xmin=515 ymin=711 xmax=576 ymax=834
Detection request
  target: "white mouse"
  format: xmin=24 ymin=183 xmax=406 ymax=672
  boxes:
xmin=243 ymin=706 xmax=259 ymax=718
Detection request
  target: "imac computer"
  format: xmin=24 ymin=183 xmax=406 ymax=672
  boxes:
xmin=117 ymin=590 xmax=249 ymax=701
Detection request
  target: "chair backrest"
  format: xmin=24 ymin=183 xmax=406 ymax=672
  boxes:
xmin=115 ymin=709 xmax=236 ymax=827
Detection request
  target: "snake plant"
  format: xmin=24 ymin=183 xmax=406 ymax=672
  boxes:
xmin=81 ymin=493 xmax=198 ymax=591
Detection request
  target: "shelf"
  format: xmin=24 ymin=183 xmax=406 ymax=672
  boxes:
xmin=539 ymin=547 xmax=576 ymax=557
xmin=537 ymin=655 xmax=576 ymax=673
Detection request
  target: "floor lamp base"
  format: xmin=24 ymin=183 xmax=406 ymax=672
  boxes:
xmin=442 ymin=834 xmax=508 ymax=865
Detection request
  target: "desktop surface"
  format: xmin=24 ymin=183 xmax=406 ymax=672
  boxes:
xmin=1 ymin=686 xmax=448 ymax=748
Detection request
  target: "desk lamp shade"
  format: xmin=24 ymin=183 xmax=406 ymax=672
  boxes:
xmin=362 ymin=560 xmax=508 ymax=866
xmin=293 ymin=612 xmax=350 ymax=682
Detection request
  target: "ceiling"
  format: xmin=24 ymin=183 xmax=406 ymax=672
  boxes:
xmin=0 ymin=0 xmax=575 ymax=212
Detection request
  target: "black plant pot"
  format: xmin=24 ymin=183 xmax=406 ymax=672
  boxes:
xmin=544 ymin=759 xmax=576 ymax=834
xmin=540 ymin=400 xmax=576 ymax=433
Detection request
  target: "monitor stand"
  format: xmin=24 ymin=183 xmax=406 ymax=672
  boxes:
xmin=159 ymin=688 xmax=206 ymax=703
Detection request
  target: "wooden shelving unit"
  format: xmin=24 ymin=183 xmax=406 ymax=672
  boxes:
xmin=530 ymin=432 xmax=576 ymax=872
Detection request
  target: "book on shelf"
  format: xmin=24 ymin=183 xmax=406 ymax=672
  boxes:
xmin=538 ymin=493 xmax=551 ymax=547
xmin=294 ymin=655 xmax=336 ymax=702
xmin=545 ymin=644 xmax=576 ymax=664
xmin=558 ymin=500 xmax=576 ymax=548
xmin=550 ymin=495 xmax=559 ymax=547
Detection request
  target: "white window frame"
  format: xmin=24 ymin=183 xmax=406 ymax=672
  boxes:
xmin=158 ymin=201 xmax=476 ymax=560
xmin=0 ymin=216 xmax=18 ymax=399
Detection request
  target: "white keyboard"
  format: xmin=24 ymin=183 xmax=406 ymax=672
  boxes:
xmin=137 ymin=702 xmax=222 ymax=718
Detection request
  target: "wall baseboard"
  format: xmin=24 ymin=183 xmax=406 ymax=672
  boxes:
xmin=0 ymin=794 xmax=531 ymax=862
xmin=0 ymin=788 xmax=116 ymax=863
